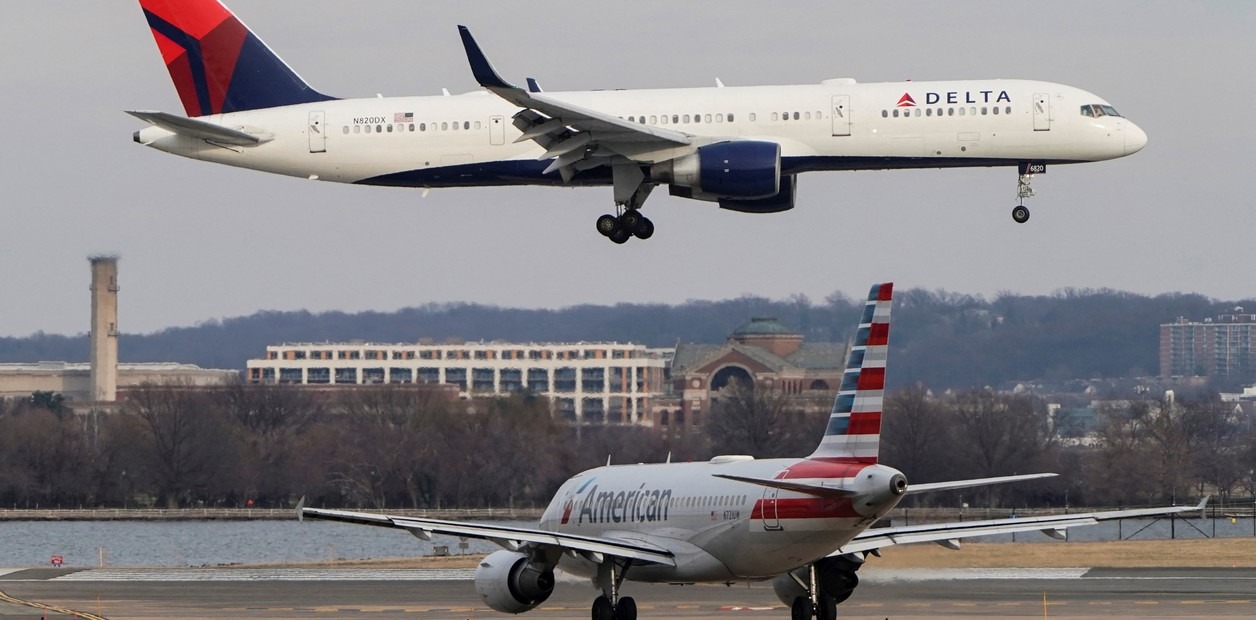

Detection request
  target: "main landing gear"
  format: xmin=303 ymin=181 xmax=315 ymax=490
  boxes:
xmin=596 ymin=209 xmax=654 ymax=244
xmin=789 ymin=563 xmax=839 ymax=620
xmin=591 ymin=559 xmax=636 ymax=620
xmin=1012 ymin=162 xmax=1045 ymax=224
xmin=598 ymin=163 xmax=656 ymax=244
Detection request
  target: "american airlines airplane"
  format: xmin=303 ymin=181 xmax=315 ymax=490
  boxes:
xmin=132 ymin=0 xmax=1147 ymax=244
xmin=300 ymin=282 xmax=1204 ymax=620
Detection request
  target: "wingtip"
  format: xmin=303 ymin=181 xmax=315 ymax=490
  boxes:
xmin=457 ymin=25 xmax=514 ymax=90
xmin=296 ymin=496 xmax=306 ymax=522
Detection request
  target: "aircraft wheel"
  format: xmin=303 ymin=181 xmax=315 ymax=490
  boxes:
xmin=592 ymin=595 xmax=615 ymax=620
xmin=609 ymin=228 xmax=631 ymax=244
xmin=615 ymin=596 xmax=637 ymax=620
xmin=790 ymin=596 xmax=813 ymax=620
xmin=633 ymin=217 xmax=654 ymax=240
xmin=596 ymin=214 xmax=618 ymax=237
xmin=1012 ymin=205 xmax=1030 ymax=223
xmin=815 ymin=593 xmax=837 ymax=620
xmin=620 ymin=209 xmax=643 ymax=231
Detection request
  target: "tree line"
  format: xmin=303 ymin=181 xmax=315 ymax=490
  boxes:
xmin=2 ymin=381 xmax=1251 ymax=511
xmin=2 ymin=287 xmax=1253 ymax=390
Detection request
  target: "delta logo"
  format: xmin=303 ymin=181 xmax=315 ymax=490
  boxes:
xmin=896 ymin=93 xmax=917 ymax=108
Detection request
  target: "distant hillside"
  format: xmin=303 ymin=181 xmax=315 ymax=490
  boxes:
xmin=1 ymin=288 xmax=1250 ymax=390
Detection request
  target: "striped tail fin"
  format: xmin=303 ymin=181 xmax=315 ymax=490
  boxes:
xmin=809 ymin=282 xmax=893 ymax=463
xmin=139 ymin=0 xmax=334 ymax=117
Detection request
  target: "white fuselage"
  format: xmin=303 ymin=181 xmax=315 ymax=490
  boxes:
xmin=137 ymin=78 xmax=1146 ymax=189
xmin=531 ymin=457 xmax=904 ymax=583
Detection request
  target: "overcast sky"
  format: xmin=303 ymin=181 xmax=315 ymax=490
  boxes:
xmin=1 ymin=1 xmax=1252 ymax=338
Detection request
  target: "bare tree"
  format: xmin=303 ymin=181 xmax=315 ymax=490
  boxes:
xmin=124 ymin=383 xmax=237 ymax=508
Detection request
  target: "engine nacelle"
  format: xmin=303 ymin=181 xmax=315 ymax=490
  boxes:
xmin=718 ymin=175 xmax=796 ymax=213
xmin=771 ymin=555 xmax=864 ymax=607
xmin=474 ymin=550 xmax=556 ymax=614
xmin=653 ymin=140 xmax=781 ymax=199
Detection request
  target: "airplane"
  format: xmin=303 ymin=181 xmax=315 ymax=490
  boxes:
xmin=131 ymin=0 xmax=1148 ymax=244
xmin=299 ymin=281 xmax=1206 ymax=620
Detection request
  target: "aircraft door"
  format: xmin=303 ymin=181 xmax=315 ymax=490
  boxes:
xmin=489 ymin=115 xmax=505 ymax=145
xmin=1033 ymin=93 xmax=1051 ymax=131
xmin=308 ymin=111 xmax=326 ymax=152
xmin=761 ymin=471 xmax=785 ymax=531
xmin=831 ymin=95 xmax=851 ymax=136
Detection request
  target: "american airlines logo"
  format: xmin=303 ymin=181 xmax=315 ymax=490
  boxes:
xmin=895 ymin=90 xmax=1013 ymax=106
xmin=561 ymin=483 xmax=674 ymax=525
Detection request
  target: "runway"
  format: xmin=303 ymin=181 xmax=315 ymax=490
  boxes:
xmin=2 ymin=566 xmax=1255 ymax=619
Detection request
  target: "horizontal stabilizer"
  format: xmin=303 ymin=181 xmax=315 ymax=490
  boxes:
xmin=905 ymin=473 xmax=1057 ymax=495
xmin=712 ymin=474 xmax=854 ymax=498
xmin=127 ymin=110 xmax=270 ymax=146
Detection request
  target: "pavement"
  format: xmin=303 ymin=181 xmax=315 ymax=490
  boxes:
xmin=1 ymin=566 xmax=1254 ymax=619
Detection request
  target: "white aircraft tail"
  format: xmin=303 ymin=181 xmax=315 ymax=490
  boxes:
xmin=809 ymin=283 xmax=892 ymax=463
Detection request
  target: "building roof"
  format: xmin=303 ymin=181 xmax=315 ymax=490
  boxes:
xmin=671 ymin=341 xmax=847 ymax=375
xmin=730 ymin=317 xmax=798 ymax=337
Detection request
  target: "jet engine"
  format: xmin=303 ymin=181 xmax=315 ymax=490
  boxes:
xmin=653 ymin=140 xmax=783 ymax=201
xmin=771 ymin=555 xmax=864 ymax=607
xmin=474 ymin=550 xmax=556 ymax=614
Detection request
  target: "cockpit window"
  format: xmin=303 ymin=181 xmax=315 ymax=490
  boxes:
xmin=1081 ymin=104 xmax=1122 ymax=118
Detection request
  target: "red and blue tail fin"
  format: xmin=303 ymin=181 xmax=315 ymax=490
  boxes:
xmin=809 ymin=283 xmax=893 ymax=463
xmin=139 ymin=0 xmax=334 ymax=117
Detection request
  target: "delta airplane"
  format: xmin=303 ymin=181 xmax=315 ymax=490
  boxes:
xmin=300 ymin=282 xmax=1205 ymax=620
xmin=132 ymin=0 xmax=1148 ymax=244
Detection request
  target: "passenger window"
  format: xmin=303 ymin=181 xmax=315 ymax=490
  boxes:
xmin=353 ymin=125 xmax=361 ymax=134
xmin=992 ymin=107 xmax=999 ymax=115
xmin=419 ymin=123 xmax=426 ymax=131
xmin=683 ymin=114 xmax=691 ymax=123
xmin=409 ymin=123 xmax=415 ymax=131
xmin=728 ymin=113 xmax=735 ymax=122
xmin=376 ymin=124 xmax=382 ymax=132
xmin=694 ymin=114 xmax=701 ymax=123
xmin=452 ymin=122 xmax=459 ymax=131
xmin=672 ymin=115 xmax=679 ymax=123
xmin=816 ymin=110 xmax=822 ymax=119
xmin=649 ymin=115 xmax=657 ymax=124
xmin=389 ymin=124 xmax=396 ymax=133
xmin=882 ymin=110 xmax=888 ymax=118
xmin=914 ymin=109 xmax=921 ymax=117
xmin=628 ymin=116 xmax=635 ymax=122
xmin=441 ymin=122 xmax=448 ymax=130
xmin=925 ymin=109 xmax=932 ymax=117
xmin=748 ymin=112 xmax=755 ymax=121
xmin=804 ymin=111 xmax=811 ymax=120
xmin=958 ymin=108 xmax=965 ymax=116
xmin=464 ymin=121 xmax=471 ymax=130
xmin=981 ymin=107 xmax=987 ymax=115
xmin=474 ymin=121 xmax=481 ymax=129
xmin=793 ymin=112 xmax=800 ymax=120
xmin=771 ymin=112 xmax=779 ymax=121
xmin=660 ymin=115 xmax=667 ymax=125
xmin=342 ymin=126 xmax=349 ymax=134
xmin=892 ymin=109 xmax=899 ymax=117
xmin=969 ymin=107 xmax=976 ymax=116
xmin=1005 ymin=106 xmax=1012 ymax=115
xmin=948 ymin=108 xmax=954 ymax=116
xmin=716 ymin=113 xmax=723 ymax=123
xmin=704 ymin=114 xmax=712 ymax=122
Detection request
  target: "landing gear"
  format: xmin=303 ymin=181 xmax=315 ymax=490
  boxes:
xmin=591 ymin=559 xmax=635 ymax=620
xmin=1012 ymin=163 xmax=1042 ymax=224
xmin=595 ymin=208 xmax=654 ymax=244
xmin=599 ymin=164 xmax=656 ymax=244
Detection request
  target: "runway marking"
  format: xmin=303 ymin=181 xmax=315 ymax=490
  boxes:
xmin=0 ymin=588 xmax=109 ymax=620
xmin=49 ymin=567 xmax=475 ymax=582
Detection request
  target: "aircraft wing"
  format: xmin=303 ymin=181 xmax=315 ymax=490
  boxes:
xmin=299 ymin=502 xmax=676 ymax=566
xmin=126 ymin=110 xmax=271 ymax=146
xmin=458 ymin=26 xmax=695 ymax=180
xmin=837 ymin=496 xmax=1210 ymax=555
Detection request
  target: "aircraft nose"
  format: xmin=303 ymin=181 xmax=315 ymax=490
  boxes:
xmin=1125 ymin=121 xmax=1148 ymax=155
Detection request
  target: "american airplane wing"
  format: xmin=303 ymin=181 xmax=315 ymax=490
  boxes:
xmin=838 ymin=496 xmax=1209 ymax=555
xmin=458 ymin=27 xmax=697 ymax=180
xmin=298 ymin=501 xmax=676 ymax=566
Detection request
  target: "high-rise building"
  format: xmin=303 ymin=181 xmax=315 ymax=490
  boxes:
xmin=1160 ymin=310 xmax=1256 ymax=381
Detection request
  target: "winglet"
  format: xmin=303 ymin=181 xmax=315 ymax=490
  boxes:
xmin=458 ymin=26 xmax=515 ymax=90
xmin=296 ymin=496 xmax=306 ymax=522
xmin=1196 ymin=495 xmax=1210 ymax=517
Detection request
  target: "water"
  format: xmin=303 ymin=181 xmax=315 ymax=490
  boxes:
xmin=0 ymin=517 xmax=1250 ymax=569
xmin=0 ymin=520 xmax=516 ymax=568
